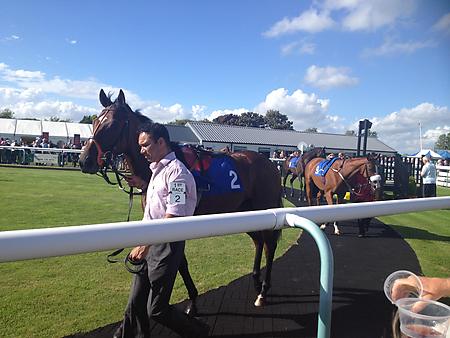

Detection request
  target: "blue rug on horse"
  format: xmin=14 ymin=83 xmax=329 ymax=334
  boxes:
xmin=192 ymin=156 xmax=243 ymax=196
xmin=314 ymin=158 xmax=339 ymax=176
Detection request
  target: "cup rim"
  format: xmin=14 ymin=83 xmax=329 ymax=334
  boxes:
xmin=396 ymin=298 xmax=450 ymax=320
xmin=384 ymin=270 xmax=424 ymax=304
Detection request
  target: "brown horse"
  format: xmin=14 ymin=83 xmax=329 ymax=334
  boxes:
xmin=282 ymin=147 xmax=325 ymax=200
xmin=79 ymin=89 xmax=282 ymax=308
xmin=304 ymin=155 xmax=382 ymax=235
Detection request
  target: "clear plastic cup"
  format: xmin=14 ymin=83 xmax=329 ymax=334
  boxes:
xmin=384 ymin=270 xmax=424 ymax=304
xmin=396 ymin=298 xmax=450 ymax=338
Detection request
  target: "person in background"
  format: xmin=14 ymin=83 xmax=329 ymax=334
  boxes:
xmin=420 ymin=156 xmax=437 ymax=197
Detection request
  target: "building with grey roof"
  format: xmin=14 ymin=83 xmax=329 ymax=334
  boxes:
xmin=186 ymin=121 xmax=396 ymax=156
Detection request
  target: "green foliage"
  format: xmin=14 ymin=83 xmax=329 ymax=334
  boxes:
xmin=304 ymin=127 xmax=318 ymax=133
xmin=408 ymin=176 xmax=418 ymax=197
xmin=47 ymin=116 xmax=72 ymax=122
xmin=264 ymin=109 xmax=293 ymax=130
xmin=345 ymin=130 xmax=356 ymax=136
xmin=0 ymin=108 xmax=15 ymax=119
xmin=212 ymin=113 xmax=241 ymax=125
xmin=237 ymin=112 xmax=266 ymax=127
xmin=435 ymin=132 xmax=450 ymax=150
xmin=167 ymin=119 xmax=194 ymax=125
xmin=79 ymin=114 xmax=97 ymax=124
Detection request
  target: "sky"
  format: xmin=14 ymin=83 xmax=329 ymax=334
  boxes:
xmin=0 ymin=0 xmax=449 ymax=154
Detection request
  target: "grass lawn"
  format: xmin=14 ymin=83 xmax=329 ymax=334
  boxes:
xmin=0 ymin=167 xmax=300 ymax=338
xmin=378 ymin=186 xmax=450 ymax=278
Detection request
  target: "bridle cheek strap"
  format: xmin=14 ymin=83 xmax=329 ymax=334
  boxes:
xmin=89 ymin=138 xmax=105 ymax=167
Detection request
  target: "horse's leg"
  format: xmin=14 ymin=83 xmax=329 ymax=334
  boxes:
xmin=255 ymin=230 xmax=280 ymax=307
xmin=331 ymin=195 xmax=342 ymax=235
xmin=248 ymin=232 xmax=263 ymax=295
xmin=282 ymin=173 xmax=289 ymax=198
xmin=178 ymin=253 xmax=198 ymax=316
xmin=298 ymin=175 xmax=304 ymax=202
xmin=289 ymin=174 xmax=296 ymax=197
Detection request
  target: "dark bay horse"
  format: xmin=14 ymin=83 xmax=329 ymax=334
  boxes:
xmin=304 ymin=155 xmax=382 ymax=235
xmin=79 ymin=89 xmax=282 ymax=308
xmin=282 ymin=147 xmax=325 ymax=200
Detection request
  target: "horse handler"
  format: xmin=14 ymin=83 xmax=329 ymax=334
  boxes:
xmin=114 ymin=121 xmax=209 ymax=338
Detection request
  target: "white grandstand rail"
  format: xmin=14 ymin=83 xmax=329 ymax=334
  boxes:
xmin=0 ymin=197 xmax=449 ymax=263
xmin=0 ymin=145 xmax=83 ymax=153
xmin=437 ymin=165 xmax=450 ymax=188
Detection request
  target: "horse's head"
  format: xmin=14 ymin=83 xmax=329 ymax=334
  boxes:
xmin=366 ymin=153 xmax=383 ymax=199
xmin=79 ymin=89 xmax=135 ymax=174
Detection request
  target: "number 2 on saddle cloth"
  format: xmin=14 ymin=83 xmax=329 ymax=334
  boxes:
xmin=180 ymin=146 xmax=243 ymax=196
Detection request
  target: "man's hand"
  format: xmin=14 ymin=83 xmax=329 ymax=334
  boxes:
xmin=129 ymin=246 xmax=149 ymax=261
xmin=124 ymin=175 xmax=148 ymax=190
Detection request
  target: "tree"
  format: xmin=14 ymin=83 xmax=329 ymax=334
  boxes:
xmin=0 ymin=108 xmax=15 ymax=119
xmin=213 ymin=113 xmax=241 ymax=126
xmin=47 ymin=116 xmax=72 ymax=122
xmin=264 ymin=110 xmax=293 ymax=130
xmin=304 ymin=127 xmax=318 ymax=133
xmin=368 ymin=130 xmax=378 ymax=137
xmin=435 ymin=132 xmax=450 ymax=150
xmin=345 ymin=130 xmax=356 ymax=136
xmin=237 ymin=112 xmax=266 ymax=128
xmin=79 ymin=115 xmax=97 ymax=124
xmin=167 ymin=119 xmax=194 ymax=126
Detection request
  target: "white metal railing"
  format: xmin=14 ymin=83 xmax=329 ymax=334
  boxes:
xmin=437 ymin=165 xmax=450 ymax=187
xmin=0 ymin=145 xmax=83 ymax=153
xmin=1 ymin=197 xmax=449 ymax=263
xmin=1 ymin=197 xmax=450 ymax=338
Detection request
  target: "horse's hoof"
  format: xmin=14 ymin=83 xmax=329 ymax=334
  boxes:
xmin=320 ymin=224 xmax=327 ymax=230
xmin=184 ymin=300 xmax=198 ymax=316
xmin=334 ymin=230 xmax=341 ymax=235
xmin=290 ymin=192 xmax=294 ymax=197
xmin=254 ymin=294 xmax=265 ymax=307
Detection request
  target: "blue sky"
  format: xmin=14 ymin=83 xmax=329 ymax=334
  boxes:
xmin=1 ymin=0 xmax=449 ymax=153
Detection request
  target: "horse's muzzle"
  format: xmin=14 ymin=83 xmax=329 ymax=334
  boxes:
xmin=370 ymin=174 xmax=382 ymax=190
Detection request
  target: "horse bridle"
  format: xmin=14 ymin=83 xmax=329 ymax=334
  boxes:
xmin=332 ymin=160 xmax=380 ymax=198
xmin=90 ymin=105 xmax=146 ymax=274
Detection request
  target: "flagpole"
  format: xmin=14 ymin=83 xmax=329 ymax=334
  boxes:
xmin=419 ymin=122 xmax=423 ymax=150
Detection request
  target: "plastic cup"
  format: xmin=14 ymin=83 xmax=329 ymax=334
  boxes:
xmin=396 ymin=298 xmax=450 ymax=338
xmin=384 ymin=270 xmax=423 ymax=304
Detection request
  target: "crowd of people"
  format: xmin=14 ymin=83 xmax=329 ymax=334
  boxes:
xmin=0 ymin=136 xmax=86 ymax=166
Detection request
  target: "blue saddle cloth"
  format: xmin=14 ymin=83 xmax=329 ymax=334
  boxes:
xmin=191 ymin=156 xmax=243 ymax=196
xmin=314 ymin=158 xmax=339 ymax=177
xmin=289 ymin=156 xmax=300 ymax=168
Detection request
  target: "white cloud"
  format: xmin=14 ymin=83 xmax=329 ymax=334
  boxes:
xmin=432 ymin=12 xmax=450 ymax=34
xmin=281 ymin=40 xmax=316 ymax=56
xmin=362 ymin=38 xmax=435 ymax=57
xmin=68 ymin=39 xmax=77 ymax=45
xmin=324 ymin=0 xmax=417 ymax=31
xmin=254 ymin=88 xmax=330 ymax=130
xmin=263 ymin=9 xmax=335 ymax=37
xmin=4 ymin=35 xmax=20 ymax=41
xmin=360 ymin=103 xmax=450 ymax=153
xmin=304 ymin=65 xmax=359 ymax=89
xmin=264 ymin=0 xmax=417 ymax=37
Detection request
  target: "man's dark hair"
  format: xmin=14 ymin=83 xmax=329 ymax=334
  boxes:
xmin=137 ymin=121 xmax=171 ymax=145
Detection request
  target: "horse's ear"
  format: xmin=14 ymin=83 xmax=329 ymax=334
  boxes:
xmin=99 ymin=89 xmax=112 ymax=107
xmin=117 ymin=89 xmax=126 ymax=105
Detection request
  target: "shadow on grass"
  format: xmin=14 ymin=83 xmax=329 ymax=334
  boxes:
xmin=387 ymin=223 xmax=450 ymax=242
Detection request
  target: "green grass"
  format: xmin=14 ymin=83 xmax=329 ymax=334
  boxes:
xmin=378 ymin=186 xmax=450 ymax=278
xmin=0 ymin=167 xmax=300 ymax=338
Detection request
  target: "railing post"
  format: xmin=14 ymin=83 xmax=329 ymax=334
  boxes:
xmin=285 ymin=214 xmax=334 ymax=338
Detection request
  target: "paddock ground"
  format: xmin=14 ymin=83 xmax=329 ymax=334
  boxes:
xmin=65 ymin=195 xmax=422 ymax=338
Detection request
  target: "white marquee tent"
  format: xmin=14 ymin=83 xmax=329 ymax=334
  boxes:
xmin=0 ymin=118 xmax=92 ymax=144
xmin=412 ymin=149 xmax=443 ymax=159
